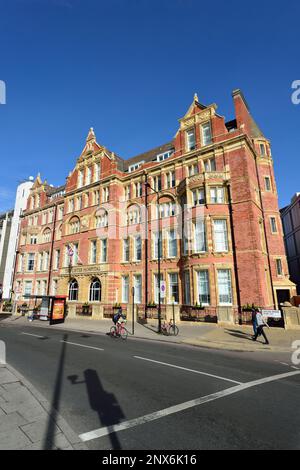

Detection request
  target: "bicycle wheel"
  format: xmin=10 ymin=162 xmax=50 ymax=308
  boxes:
xmin=120 ymin=327 xmax=128 ymax=340
xmin=168 ymin=324 xmax=179 ymax=336
xmin=110 ymin=325 xmax=117 ymax=337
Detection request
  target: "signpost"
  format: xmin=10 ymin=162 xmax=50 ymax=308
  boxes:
xmin=160 ymin=281 xmax=166 ymax=299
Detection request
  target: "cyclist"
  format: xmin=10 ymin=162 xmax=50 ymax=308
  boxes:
xmin=112 ymin=308 xmax=126 ymax=334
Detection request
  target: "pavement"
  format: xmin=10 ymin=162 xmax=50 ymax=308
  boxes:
xmin=0 ymin=361 xmax=87 ymax=450
xmin=1 ymin=313 xmax=299 ymax=353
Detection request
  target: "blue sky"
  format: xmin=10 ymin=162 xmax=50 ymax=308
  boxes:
xmin=0 ymin=0 xmax=299 ymax=211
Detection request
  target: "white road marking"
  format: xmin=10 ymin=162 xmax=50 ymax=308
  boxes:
xmin=291 ymin=366 xmax=299 ymax=370
xmin=279 ymin=362 xmax=289 ymax=366
xmin=79 ymin=370 xmax=300 ymax=442
xmin=60 ymin=340 xmax=104 ymax=351
xmin=134 ymin=355 xmax=242 ymax=385
xmin=21 ymin=332 xmax=47 ymax=339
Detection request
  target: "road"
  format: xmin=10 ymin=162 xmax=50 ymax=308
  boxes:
xmin=0 ymin=319 xmax=300 ymax=450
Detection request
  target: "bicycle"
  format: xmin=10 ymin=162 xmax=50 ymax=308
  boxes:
xmin=110 ymin=320 xmax=128 ymax=340
xmin=161 ymin=320 xmax=179 ymax=336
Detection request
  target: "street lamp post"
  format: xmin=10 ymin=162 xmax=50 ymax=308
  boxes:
xmin=145 ymin=181 xmax=162 ymax=334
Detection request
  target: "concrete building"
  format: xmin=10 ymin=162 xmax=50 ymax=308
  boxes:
xmin=2 ymin=180 xmax=34 ymax=299
xmin=281 ymin=193 xmax=300 ymax=294
xmin=0 ymin=210 xmax=14 ymax=294
xmin=13 ymin=90 xmax=295 ymax=322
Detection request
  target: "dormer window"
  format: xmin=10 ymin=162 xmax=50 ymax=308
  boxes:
xmin=156 ymin=150 xmax=173 ymax=162
xmin=201 ymin=122 xmax=212 ymax=146
xmin=186 ymin=129 xmax=196 ymax=152
xmin=128 ymin=161 xmax=144 ymax=173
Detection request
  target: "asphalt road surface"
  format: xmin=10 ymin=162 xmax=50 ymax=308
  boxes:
xmin=1 ymin=320 xmax=300 ymax=450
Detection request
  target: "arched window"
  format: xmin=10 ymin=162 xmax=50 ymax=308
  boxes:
xmin=43 ymin=228 xmax=51 ymax=243
xmin=69 ymin=279 xmax=78 ymax=301
xmin=89 ymin=278 xmax=101 ymax=302
xmin=127 ymin=205 xmax=141 ymax=225
xmin=69 ymin=217 xmax=80 ymax=234
xmin=95 ymin=210 xmax=108 ymax=228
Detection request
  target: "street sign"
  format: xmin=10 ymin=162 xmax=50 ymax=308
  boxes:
xmin=262 ymin=309 xmax=281 ymax=318
xmin=160 ymin=281 xmax=166 ymax=298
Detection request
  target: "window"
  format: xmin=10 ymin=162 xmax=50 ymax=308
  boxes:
xmin=186 ymin=129 xmax=196 ymax=151
xmin=153 ymin=232 xmax=162 ymax=259
xmin=264 ymin=177 xmax=271 ymax=191
xmin=96 ymin=211 xmax=108 ymax=228
xmin=125 ymin=185 xmax=131 ymax=201
xmin=89 ymin=278 xmax=101 ymax=302
xmin=210 ymin=187 xmax=224 ymax=204
xmin=55 ymin=250 xmax=60 ymax=270
xmin=48 ymin=210 xmax=53 ymax=223
xmin=123 ymin=238 xmax=129 ymax=262
xmin=102 ymin=187 xmax=109 ymax=202
xmin=153 ymin=175 xmax=162 ymax=192
xmin=270 ymin=217 xmax=277 ymax=233
xmin=204 ymin=158 xmax=216 ymax=172
xmin=217 ymin=270 xmax=232 ymax=305
xmin=69 ymin=217 xmax=80 ymax=234
xmin=30 ymin=235 xmax=37 ymax=245
xmin=168 ymin=230 xmax=177 ymax=258
xmin=276 ymin=259 xmax=283 ymax=276
xmin=197 ymin=270 xmax=210 ymax=305
xmin=42 ymin=251 xmax=49 ymax=271
xmin=134 ymin=275 xmax=142 ymax=304
xmin=76 ymin=195 xmax=82 ymax=211
xmin=128 ymin=161 xmax=144 ymax=173
xmin=43 ymin=229 xmax=51 ymax=243
xmin=27 ymin=254 xmax=35 ymax=272
xmin=100 ymin=239 xmax=107 ymax=263
xmin=24 ymin=281 xmax=33 ymax=297
xmin=42 ymin=212 xmax=47 ymax=225
xmin=122 ymin=276 xmax=129 ymax=303
xmin=213 ymin=220 xmax=228 ymax=252
xmin=201 ymin=122 xmax=212 ymax=146
xmin=154 ymin=274 xmax=163 ymax=304
xmin=36 ymin=280 xmax=41 ymax=296
xmin=72 ymin=244 xmax=79 ymax=266
xmin=184 ymin=271 xmax=191 ymax=305
xmin=58 ymin=206 xmax=64 ymax=220
xmin=69 ymin=279 xmax=78 ymax=301
xmin=135 ymin=182 xmax=142 ymax=197
xmin=188 ymin=164 xmax=199 ymax=177
xmin=52 ymin=279 xmax=58 ymax=296
xmin=18 ymin=254 xmax=24 ymax=273
xmin=94 ymin=191 xmax=100 ymax=206
xmin=86 ymin=167 xmax=92 ymax=185
xmin=158 ymin=202 xmax=176 ymax=218
xmin=157 ymin=150 xmax=173 ymax=162
xmin=127 ymin=207 xmax=141 ymax=225
xmin=134 ymin=236 xmax=142 ymax=261
xmin=169 ymin=273 xmax=179 ymax=304
xmin=42 ymin=280 xmax=47 ymax=296
xmin=39 ymin=253 xmax=44 ymax=271
xmin=68 ymin=199 xmax=74 ymax=213
xmin=194 ymin=220 xmax=206 ymax=252
xmin=166 ymin=171 xmax=175 ymax=189
xmin=192 ymin=188 xmax=205 ymax=206
xmin=260 ymin=143 xmax=266 ymax=156
xmin=94 ymin=163 xmax=101 ymax=182
xmin=78 ymin=169 xmax=84 ymax=188
xmin=90 ymin=240 xmax=97 ymax=264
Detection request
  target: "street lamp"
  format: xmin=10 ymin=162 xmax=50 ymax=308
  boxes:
xmin=145 ymin=181 xmax=162 ymax=334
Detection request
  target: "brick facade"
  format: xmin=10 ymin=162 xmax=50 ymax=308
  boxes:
xmin=13 ymin=89 xmax=295 ymax=321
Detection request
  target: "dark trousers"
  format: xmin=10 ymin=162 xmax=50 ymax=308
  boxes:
xmin=254 ymin=326 xmax=269 ymax=344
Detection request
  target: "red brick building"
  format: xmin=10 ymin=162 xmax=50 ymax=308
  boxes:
xmin=13 ymin=90 xmax=295 ymax=322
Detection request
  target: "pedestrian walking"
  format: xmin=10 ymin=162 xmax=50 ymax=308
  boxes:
xmin=252 ymin=310 xmax=270 ymax=345
xmin=251 ymin=304 xmax=258 ymax=336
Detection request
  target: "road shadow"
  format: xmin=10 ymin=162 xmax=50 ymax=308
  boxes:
xmin=225 ymin=329 xmax=254 ymax=342
xmin=68 ymin=369 xmax=125 ymax=449
xmin=43 ymin=333 xmax=68 ymax=450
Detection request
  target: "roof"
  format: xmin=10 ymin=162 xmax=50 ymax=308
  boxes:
xmin=118 ymin=141 xmax=175 ymax=172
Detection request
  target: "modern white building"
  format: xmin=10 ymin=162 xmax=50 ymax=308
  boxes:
xmin=2 ymin=179 xmax=33 ymax=299
xmin=0 ymin=210 xmax=14 ymax=292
